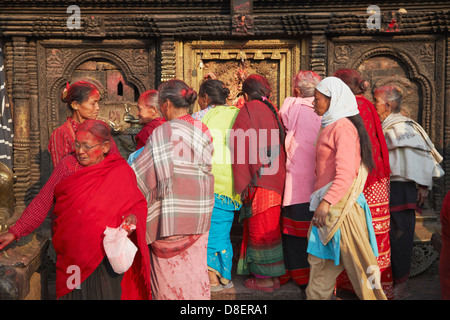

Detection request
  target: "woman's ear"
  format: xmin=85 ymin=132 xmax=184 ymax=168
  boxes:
xmin=294 ymin=87 xmax=301 ymax=98
xmin=102 ymin=141 xmax=111 ymax=154
xmin=243 ymin=93 xmax=249 ymax=102
xmin=150 ymin=105 xmax=158 ymax=116
xmin=386 ymin=101 xmax=393 ymax=112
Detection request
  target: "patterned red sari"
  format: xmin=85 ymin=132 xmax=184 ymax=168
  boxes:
xmin=336 ymin=95 xmax=394 ymax=299
xmin=48 ymin=117 xmax=78 ymax=166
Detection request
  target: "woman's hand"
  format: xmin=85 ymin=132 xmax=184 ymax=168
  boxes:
xmin=120 ymin=214 xmax=137 ymax=235
xmin=0 ymin=232 xmax=16 ymax=250
xmin=312 ymin=200 xmax=330 ymax=229
xmin=417 ymin=186 xmax=429 ymax=208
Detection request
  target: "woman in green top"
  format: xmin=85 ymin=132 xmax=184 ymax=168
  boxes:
xmin=192 ymin=79 xmax=242 ymax=292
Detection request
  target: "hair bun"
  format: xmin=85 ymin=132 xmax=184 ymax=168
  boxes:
xmin=183 ymin=88 xmax=198 ymax=105
xmin=222 ymin=87 xmax=230 ymax=97
xmin=359 ymin=80 xmax=370 ymax=92
xmin=61 ymin=82 xmax=70 ymax=103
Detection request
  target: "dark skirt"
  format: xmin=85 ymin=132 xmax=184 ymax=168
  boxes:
xmin=389 ymin=181 xmax=417 ymax=284
xmin=390 ymin=180 xmax=420 ymax=213
xmin=280 ymin=203 xmax=313 ymax=286
xmin=59 ymin=256 xmax=124 ymax=300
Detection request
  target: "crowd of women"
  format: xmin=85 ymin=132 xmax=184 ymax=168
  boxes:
xmin=0 ymin=67 xmax=446 ymax=300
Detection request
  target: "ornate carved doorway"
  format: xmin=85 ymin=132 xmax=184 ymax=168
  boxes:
xmin=176 ymin=39 xmax=305 ymax=111
xmin=37 ymin=39 xmax=156 ymax=180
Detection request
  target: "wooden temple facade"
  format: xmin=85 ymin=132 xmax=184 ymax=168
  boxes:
xmin=0 ymin=0 xmax=449 ymax=298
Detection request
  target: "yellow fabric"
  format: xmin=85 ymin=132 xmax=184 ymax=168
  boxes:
xmin=201 ymin=105 xmax=241 ymax=207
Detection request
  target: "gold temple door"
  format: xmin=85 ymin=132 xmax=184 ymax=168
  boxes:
xmin=176 ymin=39 xmax=305 ymax=111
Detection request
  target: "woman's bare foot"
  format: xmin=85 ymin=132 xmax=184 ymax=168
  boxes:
xmin=208 ymin=270 xmax=220 ymax=285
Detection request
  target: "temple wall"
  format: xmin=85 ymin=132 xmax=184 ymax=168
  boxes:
xmin=0 ymin=0 xmax=449 ymax=216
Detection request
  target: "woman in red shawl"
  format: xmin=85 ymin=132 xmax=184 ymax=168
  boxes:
xmin=230 ymin=74 xmax=286 ymax=292
xmin=0 ymin=120 xmax=151 ymax=300
xmin=334 ymin=68 xmax=393 ymax=299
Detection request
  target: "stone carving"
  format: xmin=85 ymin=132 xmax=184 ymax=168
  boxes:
xmin=84 ymin=16 xmax=105 ymax=37
xmin=420 ymin=43 xmax=434 ymax=63
xmin=334 ymin=45 xmax=350 ymax=64
xmin=232 ymin=14 xmax=254 ymax=35
xmin=46 ymin=49 xmax=64 ymax=75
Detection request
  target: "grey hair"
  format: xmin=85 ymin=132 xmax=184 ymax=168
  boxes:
xmin=293 ymin=71 xmax=322 ymax=97
xmin=374 ymin=85 xmax=402 ymax=113
xmin=139 ymin=89 xmax=159 ymax=108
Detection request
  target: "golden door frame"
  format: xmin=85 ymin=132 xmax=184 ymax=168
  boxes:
xmin=175 ymin=39 xmax=305 ymax=111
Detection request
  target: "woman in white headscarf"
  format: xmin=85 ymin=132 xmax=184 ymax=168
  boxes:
xmin=305 ymin=77 xmax=387 ymax=300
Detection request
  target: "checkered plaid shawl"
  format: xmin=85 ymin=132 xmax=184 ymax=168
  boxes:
xmin=131 ymin=119 xmax=215 ymax=243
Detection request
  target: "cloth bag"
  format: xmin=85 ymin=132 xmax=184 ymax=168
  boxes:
xmin=103 ymin=226 xmax=137 ymax=274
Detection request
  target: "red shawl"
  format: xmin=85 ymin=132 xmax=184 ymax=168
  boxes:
xmin=135 ymin=117 xmax=167 ymax=150
xmin=52 ymin=154 xmax=151 ymax=299
xmin=230 ymin=99 xmax=286 ymax=201
xmin=356 ymin=95 xmax=390 ymax=186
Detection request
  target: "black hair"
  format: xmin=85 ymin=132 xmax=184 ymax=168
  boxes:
xmin=158 ymin=79 xmax=197 ymax=109
xmin=347 ymin=114 xmax=375 ymax=172
xmin=199 ymin=79 xmax=230 ymax=105
xmin=62 ymin=81 xmax=99 ymax=112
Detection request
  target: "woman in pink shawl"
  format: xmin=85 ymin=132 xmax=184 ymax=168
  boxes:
xmin=278 ymin=71 xmax=322 ymax=289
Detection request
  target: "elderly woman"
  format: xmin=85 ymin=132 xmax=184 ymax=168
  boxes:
xmin=48 ymin=81 xmax=101 ymax=167
xmin=277 ymin=70 xmax=322 ymax=288
xmin=135 ymin=89 xmax=167 ymax=150
xmin=0 ymin=119 xmax=151 ymax=300
xmin=230 ymin=74 xmax=286 ymax=292
xmin=192 ymin=79 xmax=242 ymax=292
xmin=127 ymin=90 xmax=167 ymax=165
xmin=334 ymin=68 xmax=393 ymax=299
xmin=373 ymin=85 xmax=445 ymax=299
xmin=131 ymin=79 xmax=214 ymax=300
xmin=305 ymin=77 xmax=386 ymax=300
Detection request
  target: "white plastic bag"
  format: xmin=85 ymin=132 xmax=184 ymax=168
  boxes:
xmin=103 ymin=226 xmax=137 ymax=274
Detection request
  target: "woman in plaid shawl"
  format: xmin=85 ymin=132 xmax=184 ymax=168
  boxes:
xmin=131 ymin=79 xmax=215 ymax=300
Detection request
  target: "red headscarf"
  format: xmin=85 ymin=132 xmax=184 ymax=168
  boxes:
xmin=356 ymin=95 xmax=391 ymax=186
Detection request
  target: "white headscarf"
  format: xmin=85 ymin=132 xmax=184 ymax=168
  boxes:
xmin=315 ymin=76 xmax=359 ymax=127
